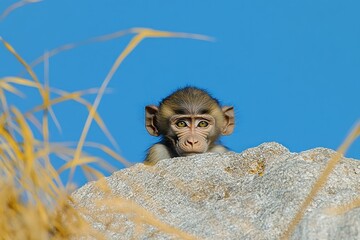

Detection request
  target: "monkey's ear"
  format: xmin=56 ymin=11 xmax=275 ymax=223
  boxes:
xmin=221 ymin=106 xmax=235 ymax=135
xmin=145 ymin=105 xmax=160 ymax=136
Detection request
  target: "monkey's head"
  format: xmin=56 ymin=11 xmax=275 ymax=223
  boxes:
xmin=145 ymin=87 xmax=234 ymax=157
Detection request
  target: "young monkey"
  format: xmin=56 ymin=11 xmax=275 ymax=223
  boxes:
xmin=144 ymin=86 xmax=235 ymax=165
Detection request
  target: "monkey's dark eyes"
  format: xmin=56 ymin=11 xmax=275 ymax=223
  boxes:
xmin=176 ymin=121 xmax=187 ymax=128
xmin=198 ymin=121 xmax=209 ymax=127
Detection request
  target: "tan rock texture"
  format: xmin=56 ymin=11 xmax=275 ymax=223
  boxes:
xmin=72 ymin=142 xmax=360 ymax=239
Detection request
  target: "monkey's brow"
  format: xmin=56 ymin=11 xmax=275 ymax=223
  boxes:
xmin=199 ymin=109 xmax=210 ymax=114
xmin=170 ymin=114 xmax=215 ymax=122
xmin=174 ymin=108 xmax=210 ymax=115
xmin=174 ymin=109 xmax=187 ymax=114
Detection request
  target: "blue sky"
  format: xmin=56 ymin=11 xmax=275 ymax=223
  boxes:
xmin=1 ymin=0 xmax=359 ymax=186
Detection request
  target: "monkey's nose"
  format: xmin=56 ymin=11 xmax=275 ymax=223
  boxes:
xmin=186 ymin=138 xmax=199 ymax=147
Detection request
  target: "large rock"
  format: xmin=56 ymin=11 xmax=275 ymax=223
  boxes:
xmin=71 ymin=142 xmax=360 ymax=239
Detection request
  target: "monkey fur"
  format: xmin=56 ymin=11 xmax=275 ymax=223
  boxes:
xmin=144 ymin=86 xmax=234 ymax=165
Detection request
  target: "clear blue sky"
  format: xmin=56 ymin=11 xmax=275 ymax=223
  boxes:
xmin=1 ymin=0 xmax=359 ymax=186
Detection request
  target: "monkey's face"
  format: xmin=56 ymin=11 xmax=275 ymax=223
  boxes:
xmin=145 ymin=87 xmax=235 ymax=160
xmin=168 ymin=114 xmax=216 ymax=156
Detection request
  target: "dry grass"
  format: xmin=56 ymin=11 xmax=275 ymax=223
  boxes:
xmin=1 ymin=4 xmax=208 ymax=237
xmin=281 ymin=122 xmax=360 ymax=239
xmin=1 ymin=2 xmax=359 ymax=240
xmin=0 ymin=0 xmax=42 ymax=21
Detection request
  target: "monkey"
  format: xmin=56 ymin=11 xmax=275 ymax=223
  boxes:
xmin=144 ymin=86 xmax=235 ymax=165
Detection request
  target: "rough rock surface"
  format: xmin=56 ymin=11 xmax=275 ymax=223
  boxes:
xmin=72 ymin=142 xmax=360 ymax=239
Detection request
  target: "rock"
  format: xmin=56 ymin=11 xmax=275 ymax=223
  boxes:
xmin=71 ymin=142 xmax=360 ymax=239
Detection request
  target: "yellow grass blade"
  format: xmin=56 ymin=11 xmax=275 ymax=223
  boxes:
xmin=40 ymin=157 xmax=64 ymax=190
xmin=31 ymin=91 xmax=83 ymax=111
xmin=28 ymin=27 xmax=212 ymax=74
xmin=49 ymin=87 xmax=117 ymax=147
xmin=0 ymin=89 xmax=10 ymax=122
xmin=29 ymin=28 xmax=212 ymax=70
xmin=0 ymin=77 xmax=41 ymax=88
xmin=132 ymin=27 xmax=214 ymax=41
xmin=81 ymin=165 xmax=105 ymax=181
xmin=42 ymin=108 xmax=50 ymax=149
xmin=42 ymin=50 xmax=58 ymax=135
xmin=0 ymin=81 xmax=25 ymax=97
xmin=25 ymin=89 xmax=116 ymax=146
xmin=58 ymin=156 xmax=99 ymax=174
xmin=0 ymin=140 xmax=17 ymax=161
xmin=84 ymin=104 xmax=118 ymax=149
xmin=30 ymin=29 xmax=134 ymax=69
xmin=36 ymin=141 xmax=127 ymax=176
xmin=29 ymin=91 xmax=101 ymax=124
xmin=0 ymin=27 xmax=212 ymax=238
xmin=0 ymin=122 xmax=23 ymax=161
xmin=85 ymin=142 xmax=130 ymax=167
xmin=25 ymin=113 xmax=42 ymax=133
xmin=325 ymin=197 xmax=360 ymax=215
xmin=48 ymin=107 xmax=62 ymax=133
xmin=0 ymin=0 xmax=42 ymax=21
xmin=282 ymin=121 xmax=360 ymax=239
xmin=31 ymin=143 xmax=71 ymax=188
xmin=69 ymin=33 xmax=143 ymax=185
xmin=40 ymin=85 xmax=51 ymax=114
xmin=11 ymin=107 xmax=35 ymax=169
xmin=28 ymin=167 xmax=62 ymax=200
xmin=0 ymin=38 xmax=40 ymax=86
xmin=70 ymin=28 xmax=212 ymax=186
xmin=1 ymin=77 xmax=108 ymax=143
xmin=90 ymin=158 xmax=116 ymax=174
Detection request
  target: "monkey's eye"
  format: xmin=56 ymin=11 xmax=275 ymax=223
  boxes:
xmin=197 ymin=121 xmax=209 ymax=127
xmin=176 ymin=121 xmax=187 ymax=128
